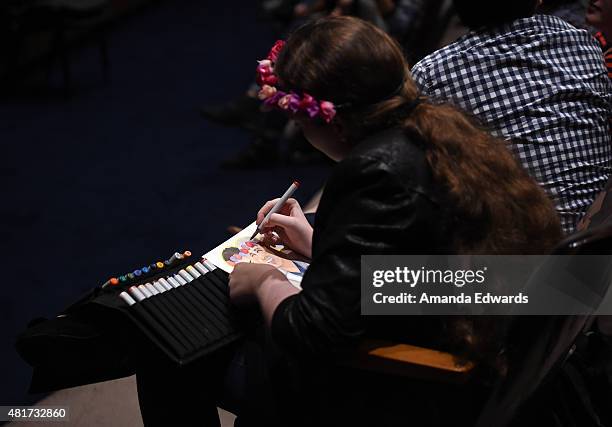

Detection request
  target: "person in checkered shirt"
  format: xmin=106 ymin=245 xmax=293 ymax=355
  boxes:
xmin=586 ymin=0 xmax=612 ymax=80
xmin=412 ymin=0 xmax=612 ymax=234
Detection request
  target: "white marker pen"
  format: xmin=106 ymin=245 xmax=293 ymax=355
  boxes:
xmin=152 ymin=281 xmax=166 ymax=294
xmin=174 ymin=274 xmax=187 ymax=286
xmin=201 ymin=259 xmax=217 ymax=272
xmin=138 ymin=285 xmax=154 ymax=298
xmin=119 ymin=292 xmax=137 ymax=306
xmin=178 ymin=269 xmax=194 ymax=283
xmin=194 ymin=262 xmax=208 ymax=276
xmin=128 ymin=286 xmax=147 ymax=302
xmin=145 ymin=283 xmax=160 ymax=295
xmin=158 ymin=278 xmax=173 ymax=291
xmin=186 ymin=265 xmax=201 ymax=279
xmin=167 ymin=276 xmax=181 ymax=288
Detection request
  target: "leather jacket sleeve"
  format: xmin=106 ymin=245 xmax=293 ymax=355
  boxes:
xmin=271 ymin=147 xmax=444 ymax=357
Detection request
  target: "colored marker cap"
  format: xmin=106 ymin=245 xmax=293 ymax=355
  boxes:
xmin=134 ymin=269 xmax=142 ymax=276
xmin=119 ymin=275 xmax=127 ymax=282
xmin=164 ymin=260 xmax=171 ymax=266
xmin=127 ymin=273 xmax=135 ymax=279
xmin=110 ymin=278 xmax=119 ymax=286
xmin=183 ymin=250 xmax=192 ymax=257
xmin=156 ymin=261 xmax=164 ymax=269
xmin=150 ymin=263 xmax=157 ymax=270
xmin=142 ymin=266 xmax=150 ymax=274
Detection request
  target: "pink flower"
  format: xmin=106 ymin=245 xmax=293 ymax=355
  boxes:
xmin=319 ymin=101 xmax=336 ymax=123
xmin=267 ymin=40 xmax=285 ymax=62
xmin=298 ymin=93 xmax=315 ymax=109
xmin=258 ymin=85 xmax=277 ymax=100
xmin=256 ymin=60 xmax=274 ymax=76
xmin=278 ymin=94 xmax=293 ymax=110
xmin=256 ymin=73 xmax=278 ymax=86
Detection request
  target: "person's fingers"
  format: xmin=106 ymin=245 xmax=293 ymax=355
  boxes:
xmin=285 ymin=198 xmax=302 ymax=210
xmin=276 ymin=198 xmax=302 ymax=218
xmin=274 ymin=227 xmax=291 ymax=245
xmin=261 ymin=231 xmax=281 ymax=246
xmin=257 ymin=199 xmax=281 ymax=224
xmin=258 ymin=198 xmax=301 ymax=225
xmin=263 ymin=212 xmax=295 ymax=229
xmin=228 ymin=263 xmax=240 ymax=281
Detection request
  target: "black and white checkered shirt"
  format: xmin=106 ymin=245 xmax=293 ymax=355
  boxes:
xmin=412 ymin=15 xmax=612 ymax=234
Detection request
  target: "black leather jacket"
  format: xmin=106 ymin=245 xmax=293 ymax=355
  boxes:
xmin=272 ymin=127 xmax=454 ymax=356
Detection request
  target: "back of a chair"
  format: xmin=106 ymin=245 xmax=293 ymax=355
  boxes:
xmin=475 ymin=224 xmax=612 ymax=427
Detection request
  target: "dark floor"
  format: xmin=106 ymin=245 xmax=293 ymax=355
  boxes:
xmin=0 ymin=0 xmax=330 ymax=405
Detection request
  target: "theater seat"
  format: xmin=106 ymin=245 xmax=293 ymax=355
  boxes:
xmin=476 ymin=224 xmax=612 ymax=427
xmin=351 ymin=225 xmax=612 ymax=426
xmin=349 ymin=340 xmax=474 ymax=384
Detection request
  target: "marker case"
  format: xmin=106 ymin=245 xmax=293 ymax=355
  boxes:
xmin=16 ymin=259 xmax=254 ymax=393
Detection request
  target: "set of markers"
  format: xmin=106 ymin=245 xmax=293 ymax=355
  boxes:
xmin=114 ymin=257 xmax=241 ymax=361
xmin=101 ymin=250 xmax=193 ymax=289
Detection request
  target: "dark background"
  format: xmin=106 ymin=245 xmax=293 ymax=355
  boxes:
xmin=0 ymin=0 xmax=329 ymax=405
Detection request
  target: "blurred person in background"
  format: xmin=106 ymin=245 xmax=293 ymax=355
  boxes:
xmin=539 ymin=0 xmax=595 ymax=30
xmin=586 ymin=0 xmax=612 ymax=79
xmin=412 ymin=0 xmax=612 ymax=234
xmin=201 ymin=0 xmax=435 ymax=169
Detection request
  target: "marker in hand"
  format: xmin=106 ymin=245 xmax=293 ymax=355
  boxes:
xmin=250 ymin=180 xmax=300 ymax=240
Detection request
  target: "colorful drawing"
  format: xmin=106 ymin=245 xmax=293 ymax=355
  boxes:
xmin=203 ymin=222 xmax=309 ymax=288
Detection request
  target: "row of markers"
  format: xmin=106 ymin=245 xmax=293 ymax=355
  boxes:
xmin=101 ymin=251 xmax=193 ymax=288
xmin=117 ymin=257 xmax=220 ymax=307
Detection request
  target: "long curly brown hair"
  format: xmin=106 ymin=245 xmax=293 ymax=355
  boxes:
xmin=276 ymin=16 xmax=562 ymax=256
xmin=275 ymin=16 xmax=563 ymax=376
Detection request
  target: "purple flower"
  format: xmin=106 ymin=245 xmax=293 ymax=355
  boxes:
xmin=298 ymin=93 xmax=319 ymax=118
xmin=287 ymin=93 xmax=301 ymax=114
xmin=263 ymin=90 xmax=285 ymax=107
xmin=305 ymin=103 xmax=319 ymax=118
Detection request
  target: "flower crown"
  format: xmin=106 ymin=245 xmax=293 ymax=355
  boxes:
xmin=256 ymin=40 xmax=337 ymax=123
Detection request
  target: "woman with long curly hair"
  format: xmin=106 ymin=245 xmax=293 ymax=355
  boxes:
xmin=137 ymin=16 xmax=562 ymax=427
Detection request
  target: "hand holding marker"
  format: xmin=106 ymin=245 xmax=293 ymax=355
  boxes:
xmin=250 ymin=180 xmax=300 ymax=240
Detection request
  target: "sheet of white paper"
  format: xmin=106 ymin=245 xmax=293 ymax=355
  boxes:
xmin=203 ymin=222 xmax=307 ymax=289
